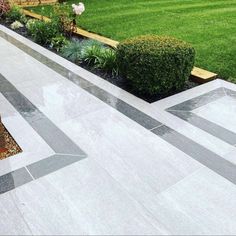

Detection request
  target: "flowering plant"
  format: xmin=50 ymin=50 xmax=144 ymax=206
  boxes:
xmin=72 ymin=2 xmax=85 ymax=16
xmin=10 ymin=20 xmax=23 ymax=30
xmin=71 ymin=2 xmax=85 ymax=29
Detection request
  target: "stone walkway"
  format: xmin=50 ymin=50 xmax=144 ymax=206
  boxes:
xmin=1 ymin=25 xmax=236 ymax=235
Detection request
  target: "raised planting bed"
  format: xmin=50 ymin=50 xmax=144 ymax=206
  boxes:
xmin=0 ymin=19 xmax=200 ymax=103
xmin=0 ymin=4 xmax=203 ymax=103
xmin=22 ymin=9 xmax=218 ymax=84
xmin=26 ymin=0 xmax=236 ymax=80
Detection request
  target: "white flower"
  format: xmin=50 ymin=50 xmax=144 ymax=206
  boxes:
xmin=72 ymin=2 xmax=85 ymax=15
xmin=10 ymin=21 xmax=23 ymax=30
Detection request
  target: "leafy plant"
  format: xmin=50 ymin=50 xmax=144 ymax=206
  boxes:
xmin=227 ymin=77 xmax=236 ymax=84
xmin=0 ymin=0 xmax=10 ymax=19
xmin=25 ymin=18 xmax=36 ymax=29
xmin=60 ymin=41 xmax=82 ymax=62
xmin=117 ymin=35 xmax=195 ymax=95
xmin=6 ymin=5 xmax=27 ymax=23
xmin=52 ymin=4 xmax=75 ymax=37
xmin=50 ymin=35 xmax=69 ymax=52
xmin=80 ymin=40 xmax=104 ymax=65
xmin=61 ymin=39 xmax=118 ymax=75
xmin=95 ymin=48 xmax=118 ymax=75
xmin=26 ymin=19 xmax=59 ymax=45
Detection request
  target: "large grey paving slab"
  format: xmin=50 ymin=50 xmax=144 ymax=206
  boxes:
xmin=10 ymin=159 xmax=166 ymax=235
xmin=151 ymin=167 xmax=236 ymax=235
xmin=59 ymin=107 xmax=202 ymax=194
xmin=0 ymin=192 xmax=32 ymax=235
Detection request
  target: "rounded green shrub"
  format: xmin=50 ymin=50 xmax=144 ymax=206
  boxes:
xmin=117 ymin=35 xmax=195 ymax=95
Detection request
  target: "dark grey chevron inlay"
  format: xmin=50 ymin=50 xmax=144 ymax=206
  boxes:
xmin=167 ymin=87 xmax=236 ymax=146
xmin=0 ymin=73 xmax=86 ymax=194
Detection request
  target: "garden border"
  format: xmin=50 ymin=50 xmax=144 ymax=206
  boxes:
xmin=22 ymin=9 xmax=218 ymax=83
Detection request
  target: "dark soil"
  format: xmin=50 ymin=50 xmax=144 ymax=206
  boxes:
xmin=82 ymin=65 xmax=198 ymax=103
xmin=0 ymin=19 xmax=199 ymax=103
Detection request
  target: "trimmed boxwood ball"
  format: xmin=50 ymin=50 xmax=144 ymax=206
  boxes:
xmin=117 ymin=35 xmax=195 ymax=95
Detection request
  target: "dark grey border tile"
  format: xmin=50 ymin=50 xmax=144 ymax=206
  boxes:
xmin=0 ymin=30 xmax=163 ymax=131
xmin=0 ymin=73 xmax=87 ymax=194
xmin=167 ymin=87 xmax=236 ymax=146
xmin=27 ymin=154 xmax=84 ymax=179
xmin=0 ymin=168 xmax=33 ymax=194
xmin=85 ymin=85 xmax=162 ymax=130
xmin=0 ymin=30 xmax=92 ymax=89
xmin=152 ymin=125 xmax=236 ymax=185
xmin=169 ymin=110 xmax=236 ymax=145
xmin=167 ymin=88 xmax=225 ymax=112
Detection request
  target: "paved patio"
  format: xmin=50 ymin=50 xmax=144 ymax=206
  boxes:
xmin=1 ymin=25 xmax=236 ymax=235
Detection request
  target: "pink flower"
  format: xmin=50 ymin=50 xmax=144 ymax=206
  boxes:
xmin=72 ymin=2 xmax=85 ymax=15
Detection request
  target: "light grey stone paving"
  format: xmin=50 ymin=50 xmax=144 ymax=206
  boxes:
xmin=151 ymin=167 xmax=236 ymax=235
xmin=1 ymin=25 xmax=236 ymax=235
xmin=11 ymin=159 xmax=167 ymax=235
xmin=0 ymin=192 xmax=33 ymax=235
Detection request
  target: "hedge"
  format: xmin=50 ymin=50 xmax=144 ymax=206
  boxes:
xmin=117 ymin=35 xmax=195 ymax=95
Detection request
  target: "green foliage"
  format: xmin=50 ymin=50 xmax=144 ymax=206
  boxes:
xmin=51 ymin=4 xmax=75 ymax=37
xmin=117 ymin=35 xmax=195 ymax=95
xmin=27 ymin=0 xmax=236 ymax=79
xmin=6 ymin=5 xmax=27 ymax=23
xmin=95 ymin=48 xmax=118 ymax=75
xmin=26 ymin=19 xmax=59 ymax=46
xmin=227 ymin=77 xmax=236 ymax=84
xmin=80 ymin=40 xmax=103 ymax=65
xmin=60 ymin=41 xmax=82 ymax=62
xmin=61 ymin=39 xmax=118 ymax=75
xmin=80 ymin=40 xmax=117 ymax=75
xmin=50 ymin=35 xmax=69 ymax=52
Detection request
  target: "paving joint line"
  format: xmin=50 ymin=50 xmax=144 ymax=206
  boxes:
xmin=25 ymin=166 xmax=35 ymax=180
xmin=149 ymin=124 xmax=164 ymax=131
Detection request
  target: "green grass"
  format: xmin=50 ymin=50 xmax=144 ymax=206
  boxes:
xmin=27 ymin=0 xmax=236 ymax=79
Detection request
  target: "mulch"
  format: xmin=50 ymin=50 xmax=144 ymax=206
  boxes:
xmin=0 ymin=122 xmax=22 ymax=160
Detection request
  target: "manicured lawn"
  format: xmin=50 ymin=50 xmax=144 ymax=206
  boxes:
xmin=27 ymin=0 xmax=236 ymax=80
